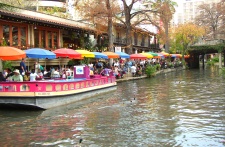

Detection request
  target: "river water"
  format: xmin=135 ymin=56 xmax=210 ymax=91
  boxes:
xmin=0 ymin=67 xmax=225 ymax=147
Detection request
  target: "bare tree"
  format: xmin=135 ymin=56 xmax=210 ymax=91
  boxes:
xmin=77 ymin=0 xmax=120 ymax=53
xmin=118 ymin=0 xmax=157 ymax=54
xmin=195 ymin=1 xmax=225 ymax=40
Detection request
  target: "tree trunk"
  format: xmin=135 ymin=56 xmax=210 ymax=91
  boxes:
xmin=108 ymin=17 xmax=113 ymax=52
xmin=126 ymin=24 xmax=133 ymax=54
xmin=164 ymin=23 xmax=169 ymax=52
xmin=124 ymin=6 xmax=132 ymax=54
xmin=106 ymin=0 xmax=113 ymax=66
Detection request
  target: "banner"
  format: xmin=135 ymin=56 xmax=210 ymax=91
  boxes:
xmin=76 ymin=66 xmax=84 ymax=75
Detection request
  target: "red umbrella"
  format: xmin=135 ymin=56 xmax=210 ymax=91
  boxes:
xmin=0 ymin=46 xmax=26 ymax=60
xmin=130 ymin=54 xmax=147 ymax=59
xmin=53 ymin=48 xmax=82 ymax=59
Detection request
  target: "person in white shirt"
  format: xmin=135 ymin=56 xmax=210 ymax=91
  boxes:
xmin=130 ymin=64 xmax=136 ymax=77
xmin=114 ymin=61 xmax=120 ymax=67
xmin=53 ymin=67 xmax=60 ymax=78
xmin=30 ymin=69 xmax=39 ymax=81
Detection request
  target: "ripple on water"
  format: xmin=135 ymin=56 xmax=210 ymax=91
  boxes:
xmin=0 ymin=69 xmax=225 ymax=146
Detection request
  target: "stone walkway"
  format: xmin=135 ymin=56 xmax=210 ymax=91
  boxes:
xmin=116 ymin=67 xmax=184 ymax=83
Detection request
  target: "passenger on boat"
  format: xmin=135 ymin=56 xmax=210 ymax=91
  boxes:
xmin=5 ymin=68 xmax=13 ymax=80
xmin=11 ymin=69 xmax=23 ymax=82
xmin=30 ymin=69 xmax=39 ymax=81
xmin=100 ymin=67 xmax=112 ymax=76
xmin=34 ymin=61 xmax=41 ymax=73
xmin=20 ymin=58 xmax=26 ymax=75
xmin=3 ymin=69 xmax=8 ymax=78
xmin=61 ymin=69 xmax=66 ymax=79
xmin=0 ymin=72 xmax=6 ymax=82
xmin=24 ymin=72 xmax=30 ymax=81
xmin=37 ymin=69 xmax=43 ymax=79
xmin=52 ymin=67 xmax=60 ymax=78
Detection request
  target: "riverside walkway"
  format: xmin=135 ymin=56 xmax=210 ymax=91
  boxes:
xmin=116 ymin=67 xmax=184 ymax=83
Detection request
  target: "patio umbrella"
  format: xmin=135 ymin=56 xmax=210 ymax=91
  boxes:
xmin=140 ymin=53 xmax=153 ymax=58
xmin=53 ymin=48 xmax=82 ymax=59
xmin=115 ymin=51 xmax=130 ymax=58
xmin=76 ymin=50 xmax=95 ymax=58
xmin=92 ymin=52 xmax=108 ymax=59
xmin=154 ymin=53 xmax=165 ymax=59
xmin=102 ymin=52 xmax=120 ymax=58
xmin=25 ymin=48 xmax=56 ymax=71
xmin=0 ymin=46 xmax=26 ymax=60
xmin=130 ymin=53 xmax=147 ymax=59
xmin=148 ymin=52 xmax=158 ymax=57
xmin=184 ymin=55 xmax=190 ymax=58
xmin=160 ymin=51 xmax=170 ymax=57
xmin=170 ymin=54 xmax=182 ymax=58
xmin=25 ymin=48 xmax=56 ymax=59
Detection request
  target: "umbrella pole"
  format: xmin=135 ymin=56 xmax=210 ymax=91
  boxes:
xmin=0 ymin=60 xmax=3 ymax=72
xmin=28 ymin=59 xmax=29 ymax=72
xmin=45 ymin=59 xmax=46 ymax=70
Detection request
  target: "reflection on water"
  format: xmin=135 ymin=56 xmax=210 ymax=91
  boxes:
xmin=0 ymin=67 xmax=225 ymax=146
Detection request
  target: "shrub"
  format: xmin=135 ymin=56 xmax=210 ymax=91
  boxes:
xmin=206 ymin=60 xmax=215 ymax=66
xmin=155 ymin=64 xmax=161 ymax=71
xmin=145 ymin=65 xmax=156 ymax=78
xmin=220 ymin=67 xmax=225 ymax=78
xmin=211 ymin=57 xmax=219 ymax=62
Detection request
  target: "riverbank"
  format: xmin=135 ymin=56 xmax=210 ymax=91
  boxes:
xmin=116 ymin=67 xmax=184 ymax=83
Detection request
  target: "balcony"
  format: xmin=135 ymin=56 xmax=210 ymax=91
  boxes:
xmin=113 ymin=38 xmax=127 ymax=44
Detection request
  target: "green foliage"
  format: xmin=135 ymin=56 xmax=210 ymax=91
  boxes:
xmin=167 ymin=62 xmax=174 ymax=68
xmin=206 ymin=60 xmax=215 ymax=66
xmin=145 ymin=65 xmax=156 ymax=78
xmin=3 ymin=61 xmax=13 ymax=70
xmin=211 ymin=57 xmax=219 ymax=62
xmin=155 ymin=64 xmax=161 ymax=71
xmin=80 ymin=57 xmax=89 ymax=65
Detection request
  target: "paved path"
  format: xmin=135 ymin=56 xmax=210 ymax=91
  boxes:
xmin=116 ymin=67 xmax=184 ymax=83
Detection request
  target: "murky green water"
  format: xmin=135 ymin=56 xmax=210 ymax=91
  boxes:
xmin=0 ymin=67 xmax=225 ymax=147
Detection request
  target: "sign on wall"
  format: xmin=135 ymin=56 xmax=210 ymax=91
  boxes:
xmin=76 ymin=66 xmax=84 ymax=75
xmin=115 ymin=46 xmax=121 ymax=52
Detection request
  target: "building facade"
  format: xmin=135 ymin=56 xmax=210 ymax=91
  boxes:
xmin=0 ymin=5 xmax=159 ymax=67
xmin=173 ymin=0 xmax=221 ymax=25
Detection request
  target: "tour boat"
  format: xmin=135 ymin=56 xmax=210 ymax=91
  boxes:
xmin=0 ymin=66 xmax=117 ymax=109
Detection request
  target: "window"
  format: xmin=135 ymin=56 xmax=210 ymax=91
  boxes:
xmin=21 ymin=27 xmax=26 ymax=47
xmin=41 ymin=30 xmax=46 ymax=48
xmin=34 ymin=28 xmax=58 ymax=49
xmin=34 ymin=29 xmax=39 ymax=47
xmin=3 ymin=25 xmax=9 ymax=45
xmin=48 ymin=31 xmax=52 ymax=48
xmin=12 ymin=26 xmax=18 ymax=46
xmin=0 ymin=21 xmax=27 ymax=48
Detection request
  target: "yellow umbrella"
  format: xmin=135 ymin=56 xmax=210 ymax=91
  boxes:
xmin=140 ymin=53 xmax=153 ymax=58
xmin=76 ymin=50 xmax=95 ymax=58
xmin=160 ymin=51 xmax=170 ymax=57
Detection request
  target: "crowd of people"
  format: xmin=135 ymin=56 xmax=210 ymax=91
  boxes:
xmin=88 ymin=57 xmax=182 ymax=79
xmin=0 ymin=57 xmax=183 ymax=82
